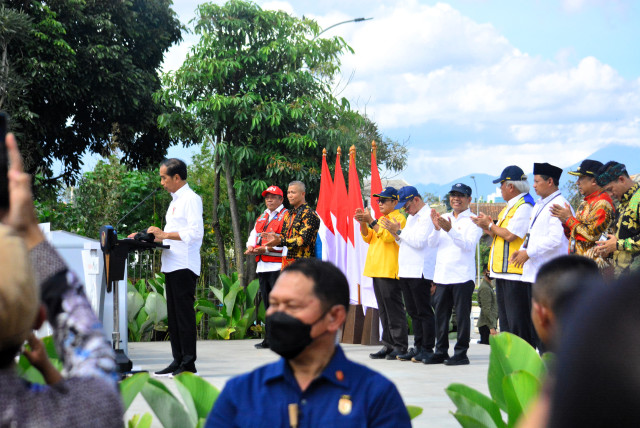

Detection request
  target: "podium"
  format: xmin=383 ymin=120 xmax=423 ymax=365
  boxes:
xmin=99 ymin=225 xmax=169 ymax=373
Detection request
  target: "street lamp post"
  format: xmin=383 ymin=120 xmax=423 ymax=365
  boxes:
xmin=471 ymin=176 xmax=480 ymax=288
xmin=314 ymin=17 xmax=373 ymax=39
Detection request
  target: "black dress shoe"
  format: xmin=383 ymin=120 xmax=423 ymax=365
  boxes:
xmin=396 ymin=347 xmax=418 ymax=361
xmin=422 ymin=353 xmax=449 ymax=364
xmin=444 ymin=354 xmax=470 ymax=366
xmin=255 ymin=341 xmax=270 ymax=349
xmin=386 ymin=349 xmax=406 ymax=360
xmin=170 ymin=365 xmax=199 ymax=378
xmin=412 ymin=349 xmax=434 ymax=363
xmin=154 ymin=363 xmax=180 ymax=377
xmin=369 ymin=347 xmax=391 ymax=359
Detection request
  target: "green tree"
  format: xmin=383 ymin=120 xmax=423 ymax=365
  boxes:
xmin=157 ymin=0 xmax=406 ymax=286
xmin=36 ymin=157 xmax=169 ymax=239
xmin=2 ymin=0 xmax=182 ymax=183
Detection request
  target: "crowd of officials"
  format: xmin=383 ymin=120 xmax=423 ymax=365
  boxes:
xmin=2 ymin=127 xmax=639 ymax=427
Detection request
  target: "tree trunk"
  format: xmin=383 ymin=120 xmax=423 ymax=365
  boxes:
xmin=223 ymin=154 xmax=246 ymax=287
xmin=211 ymin=139 xmax=227 ymax=277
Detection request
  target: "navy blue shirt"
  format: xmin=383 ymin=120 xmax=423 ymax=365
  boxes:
xmin=205 ymin=345 xmax=411 ymax=427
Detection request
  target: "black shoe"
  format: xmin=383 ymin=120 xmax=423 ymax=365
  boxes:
xmin=386 ymin=349 xmax=406 ymax=360
xmin=154 ymin=363 xmax=179 ymax=377
xmin=412 ymin=349 xmax=434 ymax=363
xmin=255 ymin=341 xmax=269 ymax=349
xmin=369 ymin=347 xmax=391 ymax=359
xmin=423 ymin=353 xmax=449 ymax=364
xmin=396 ymin=347 xmax=418 ymax=361
xmin=444 ymin=354 xmax=470 ymax=366
xmin=477 ymin=340 xmax=489 ymax=345
xmin=170 ymin=365 xmax=199 ymax=378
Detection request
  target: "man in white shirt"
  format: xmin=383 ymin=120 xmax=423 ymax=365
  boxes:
xmin=245 ymin=185 xmax=287 ymax=349
xmin=472 ymin=166 xmax=535 ymax=345
xmin=381 ymin=186 xmax=437 ymax=364
xmin=143 ymin=159 xmax=204 ymax=377
xmin=511 ymin=163 xmax=570 ymax=350
xmin=511 ymin=163 xmax=570 ymax=281
xmin=424 ymin=184 xmax=482 ymax=366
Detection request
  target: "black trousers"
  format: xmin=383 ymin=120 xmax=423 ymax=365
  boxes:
xmin=399 ymin=276 xmax=435 ymax=351
xmin=258 ymin=270 xmax=280 ymax=343
xmin=165 ymin=269 xmax=198 ymax=369
xmin=372 ymin=277 xmax=408 ymax=352
xmin=433 ymin=280 xmax=474 ymax=357
xmin=479 ymin=325 xmax=490 ymax=344
xmin=495 ymin=278 xmax=537 ymax=348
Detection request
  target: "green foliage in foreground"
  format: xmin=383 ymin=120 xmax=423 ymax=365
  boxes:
xmin=195 ymin=272 xmax=260 ymax=340
xmin=122 ymin=371 xmax=423 ymax=427
xmin=446 ymin=333 xmax=547 ymax=428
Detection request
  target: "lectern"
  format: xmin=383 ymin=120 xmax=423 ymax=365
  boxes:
xmin=99 ymin=225 xmax=169 ymax=373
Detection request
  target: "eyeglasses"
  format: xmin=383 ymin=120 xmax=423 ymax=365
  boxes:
xmin=378 ymin=198 xmax=394 ymax=204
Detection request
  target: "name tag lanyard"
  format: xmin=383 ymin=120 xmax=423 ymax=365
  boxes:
xmin=523 ymin=193 xmax=561 ymax=249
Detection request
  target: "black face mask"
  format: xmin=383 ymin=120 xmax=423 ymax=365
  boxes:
xmin=266 ymin=310 xmax=327 ymax=360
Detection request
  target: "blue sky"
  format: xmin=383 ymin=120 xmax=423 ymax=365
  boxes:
xmin=161 ymin=0 xmax=639 ymax=185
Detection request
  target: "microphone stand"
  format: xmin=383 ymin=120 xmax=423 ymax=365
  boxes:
xmin=115 ymin=187 xmax=161 ymax=233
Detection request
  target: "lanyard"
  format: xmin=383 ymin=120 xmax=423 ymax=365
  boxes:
xmin=529 ymin=193 xmax=561 ymax=229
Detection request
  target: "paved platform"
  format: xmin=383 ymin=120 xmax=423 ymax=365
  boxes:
xmin=126 ymin=336 xmax=492 ymax=427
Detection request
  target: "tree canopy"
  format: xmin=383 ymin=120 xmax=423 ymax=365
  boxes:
xmin=0 ymin=0 xmax=182 ymax=183
xmin=155 ymin=0 xmax=406 ymax=284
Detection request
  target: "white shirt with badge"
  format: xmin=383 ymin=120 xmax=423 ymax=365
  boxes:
xmin=161 ymin=183 xmax=204 ymax=276
xmin=428 ymin=208 xmax=483 ymax=284
xmin=397 ymin=204 xmax=437 ymax=280
xmin=519 ymin=189 xmax=571 ymax=283
xmin=489 ymin=192 xmax=534 ymax=281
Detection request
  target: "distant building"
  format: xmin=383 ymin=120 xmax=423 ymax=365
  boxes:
xmin=470 ymin=203 xmax=508 ymax=220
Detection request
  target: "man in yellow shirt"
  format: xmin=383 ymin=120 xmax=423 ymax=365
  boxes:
xmin=355 ymin=187 xmax=407 ymax=360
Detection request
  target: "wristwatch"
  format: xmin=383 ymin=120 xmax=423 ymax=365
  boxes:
xmin=369 ymin=219 xmax=378 ymax=228
xmin=396 ymin=229 xmax=402 ymax=236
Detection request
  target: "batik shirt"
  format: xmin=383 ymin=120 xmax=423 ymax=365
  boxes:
xmin=563 ymin=189 xmax=614 ymax=266
xmin=0 ymin=241 xmax=122 ymax=427
xmin=613 ymin=183 xmax=640 ymax=275
xmin=280 ymin=203 xmax=320 ymax=260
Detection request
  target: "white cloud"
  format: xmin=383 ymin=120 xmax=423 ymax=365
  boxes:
xmin=162 ymin=0 xmax=640 ymax=186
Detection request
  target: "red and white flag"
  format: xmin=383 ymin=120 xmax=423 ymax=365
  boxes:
xmin=330 ymin=149 xmax=349 ymax=274
xmin=316 ymin=149 xmax=335 ymax=261
xmin=346 ymin=146 xmax=371 ymax=305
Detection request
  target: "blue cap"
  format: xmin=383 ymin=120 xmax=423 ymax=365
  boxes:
xmin=492 ymin=165 xmax=526 ymax=184
xmin=396 ymin=186 xmax=420 ymax=209
xmin=373 ymin=186 xmax=399 ymax=200
xmin=448 ymin=183 xmax=472 ymax=197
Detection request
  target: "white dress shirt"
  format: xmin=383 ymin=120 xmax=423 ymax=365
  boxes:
xmin=519 ymin=190 xmax=571 ymax=283
xmin=246 ymin=204 xmax=287 ymax=273
xmin=161 ymin=183 xmax=204 ymax=276
xmin=428 ymin=208 xmax=483 ymax=284
xmin=397 ymin=204 xmax=437 ymax=280
xmin=489 ymin=192 xmax=533 ymax=281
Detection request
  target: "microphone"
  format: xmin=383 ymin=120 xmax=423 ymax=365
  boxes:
xmin=115 ymin=187 xmax=161 ymax=232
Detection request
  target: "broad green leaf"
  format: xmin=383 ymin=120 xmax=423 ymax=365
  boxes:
xmin=223 ymin=283 xmax=240 ymax=317
xmin=127 ymin=413 xmax=153 ymax=428
xmin=120 ymin=372 xmax=150 ymax=411
xmin=502 ymin=371 xmax=541 ymax=427
xmin=446 ymin=383 xmax=505 ymax=428
xmin=246 ymin=278 xmax=260 ymax=303
xmin=488 ymin=333 xmax=545 ymax=411
xmin=209 ymin=286 xmax=224 ymax=304
xmin=141 ymin=378 xmax=193 ymax=428
xmin=144 ymin=291 xmax=168 ymax=324
xmin=174 ymin=372 xmax=220 ymax=420
xmin=406 ymin=405 xmax=423 ymax=420
xmin=451 ymin=412 xmax=492 ymax=428
xmin=127 ymin=290 xmax=144 ymax=322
